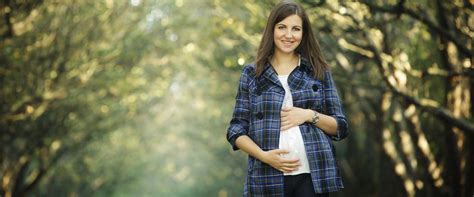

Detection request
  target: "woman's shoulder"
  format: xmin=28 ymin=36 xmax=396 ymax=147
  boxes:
xmin=323 ymin=69 xmax=333 ymax=80
xmin=241 ymin=64 xmax=257 ymax=77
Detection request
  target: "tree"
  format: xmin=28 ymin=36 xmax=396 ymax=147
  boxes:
xmin=1 ymin=1 xmax=173 ymax=196
xmin=299 ymin=0 xmax=472 ymax=196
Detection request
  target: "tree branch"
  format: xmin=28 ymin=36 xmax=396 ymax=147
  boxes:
xmin=334 ymin=7 xmax=474 ymax=134
xmin=302 ymin=0 xmax=326 ymax=8
xmin=2 ymin=2 xmax=14 ymax=38
xmin=360 ymin=0 xmax=473 ymax=58
xmin=365 ymin=34 xmax=474 ymax=134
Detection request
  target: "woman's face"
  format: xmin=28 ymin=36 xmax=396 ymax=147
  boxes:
xmin=273 ymin=14 xmax=303 ymax=55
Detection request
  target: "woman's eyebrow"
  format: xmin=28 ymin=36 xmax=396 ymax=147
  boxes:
xmin=276 ymin=23 xmax=301 ymax=28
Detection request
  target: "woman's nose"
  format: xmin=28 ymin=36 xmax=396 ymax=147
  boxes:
xmin=285 ymin=30 xmax=292 ymax=38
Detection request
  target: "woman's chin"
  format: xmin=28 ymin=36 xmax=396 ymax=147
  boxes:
xmin=276 ymin=47 xmax=296 ymax=54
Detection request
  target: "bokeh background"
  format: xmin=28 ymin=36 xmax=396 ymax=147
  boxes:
xmin=1 ymin=0 xmax=473 ymax=196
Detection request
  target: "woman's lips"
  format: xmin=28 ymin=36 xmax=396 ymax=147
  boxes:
xmin=281 ymin=40 xmax=294 ymax=47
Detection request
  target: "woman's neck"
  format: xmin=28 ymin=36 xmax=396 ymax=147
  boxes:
xmin=271 ymin=51 xmax=298 ymax=68
xmin=271 ymin=51 xmax=299 ymax=75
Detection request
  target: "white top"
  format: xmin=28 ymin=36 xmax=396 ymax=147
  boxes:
xmin=277 ymin=75 xmax=310 ymax=175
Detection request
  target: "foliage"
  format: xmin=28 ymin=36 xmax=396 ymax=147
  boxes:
xmin=1 ymin=0 xmax=472 ymax=196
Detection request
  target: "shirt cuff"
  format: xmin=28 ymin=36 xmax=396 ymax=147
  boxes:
xmin=330 ymin=117 xmax=348 ymax=141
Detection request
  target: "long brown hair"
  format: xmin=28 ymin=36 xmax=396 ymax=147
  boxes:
xmin=255 ymin=1 xmax=329 ymax=80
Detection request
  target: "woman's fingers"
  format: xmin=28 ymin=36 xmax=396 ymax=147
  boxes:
xmin=280 ymin=165 xmax=300 ymax=172
xmin=281 ymin=117 xmax=297 ymax=130
xmin=281 ymin=124 xmax=296 ymax=131
xmin=281 ymin=120 xmax=293 ymax=131
xmin=281 ymin=123 xmax=291 ymax=130
xmin=281 ymin=107 xmax=307 ymax=130
xmin=270 ymin=149 xmax=290 ymax=155
xmin=282 ymin=161 xmax=300 ymax=167
xmin=279 ymin=167 xmax=298 ymax=173
xmin=266 ymin=149 xmax=302 ymax=172
xmin=281 ymin=108 xmax=293 ymax=117
xmin=278 ymin=158 xmax=300 ymax=166
xmin=278 ymin=162 xmax=301 ymax=172
xmin=281 ymin=116 xmax=289 ymax=122
xmin=281 ymin=157 xmax=300 ymax=164
xmin=280 ymin=119 xmax=294 ymax=126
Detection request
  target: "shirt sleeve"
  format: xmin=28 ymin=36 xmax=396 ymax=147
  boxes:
xmin=226 ymin=66 xmax=252 ymax=151
xmin=323 ymin=70 xmax=349 ymax=141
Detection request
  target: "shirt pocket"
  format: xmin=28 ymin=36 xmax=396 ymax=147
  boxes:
xmin=292 ymin=78 xmax=323 ymax=111
xmin=304 ymin=126 xmax=333 ymax=153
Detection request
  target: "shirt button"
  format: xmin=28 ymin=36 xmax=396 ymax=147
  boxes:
xmin=256 ymin=112 xmax=264 ymax=120
xmin=312 ymin=84 xmax=319 ymax=91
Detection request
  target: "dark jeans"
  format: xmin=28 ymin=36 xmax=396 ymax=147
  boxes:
xmin=284 ymin=173 xmax=329 ymax=197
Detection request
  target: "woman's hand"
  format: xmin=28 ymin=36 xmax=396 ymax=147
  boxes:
xmin=281 ymin=107 xmax=312 ymax=131
xmin=261 ymin=149 xmax=300 ymax=173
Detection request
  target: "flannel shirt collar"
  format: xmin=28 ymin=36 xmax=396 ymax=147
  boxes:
xmin=260 ymin=55 xmax=313 ymax=89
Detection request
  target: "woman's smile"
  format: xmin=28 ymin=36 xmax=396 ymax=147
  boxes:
xmin=281 ymin=40 xmax=296 ymax=47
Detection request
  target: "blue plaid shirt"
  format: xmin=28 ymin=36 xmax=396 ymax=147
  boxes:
xmin=227 ymin=58 xmax=349 ymax=196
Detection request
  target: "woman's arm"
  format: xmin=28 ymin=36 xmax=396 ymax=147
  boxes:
xmin=280 ymin=107 xmax=337 ymax=135
xmin=227 ymin=66 xmax=252 ymax=151
xmin=321 ymin=70 xmax=349 ymax=140
xmin=312 ymin=112 xmax=338 ymax=135
xmin=280 ymin=71 xmax=348 ymax=140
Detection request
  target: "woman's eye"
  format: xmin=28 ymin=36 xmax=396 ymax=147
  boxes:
xmin=293 ymin=28 xmax=301 ymax=31
xmin=278 ymin=26 xmax=285 ymax=29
